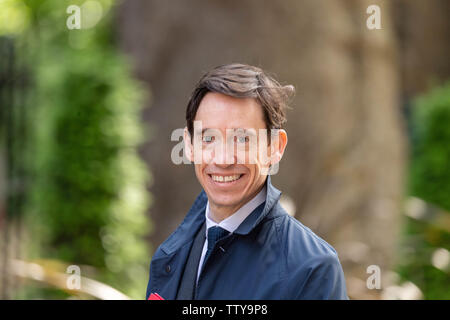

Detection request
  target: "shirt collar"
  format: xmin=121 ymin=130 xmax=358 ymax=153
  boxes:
xmin=205 ymin=184 xmax=267 ymax=233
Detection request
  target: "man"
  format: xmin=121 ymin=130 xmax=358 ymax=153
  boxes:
xmin=146 ymin=63 xmax=348 ymax=300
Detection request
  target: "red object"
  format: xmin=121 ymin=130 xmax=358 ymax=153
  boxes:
xmin=148 ymin=293 xmax=165 ymax=300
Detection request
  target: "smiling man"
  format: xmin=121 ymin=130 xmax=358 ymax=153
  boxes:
xmin=146 ymin=63 xmax=348 ymax=300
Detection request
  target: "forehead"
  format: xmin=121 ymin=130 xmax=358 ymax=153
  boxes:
xmin=195 ymin=92 xmax=266 ymax=129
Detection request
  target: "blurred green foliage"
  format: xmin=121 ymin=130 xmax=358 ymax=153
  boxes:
xmin=2 ymin=0 xmax=152 ymax=299
xmin=409 ymin=83 xmax=450 ymax=211
xmin=398 ymin=83 xmax=450 ymax=299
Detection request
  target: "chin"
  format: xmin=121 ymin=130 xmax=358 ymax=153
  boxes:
xmin=207 ymin=193 xmax=242 ymax=207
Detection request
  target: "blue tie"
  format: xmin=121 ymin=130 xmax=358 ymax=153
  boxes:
xmin=204 ymin=226 xmax=230 ymax=263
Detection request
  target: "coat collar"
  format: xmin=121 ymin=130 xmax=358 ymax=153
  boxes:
xmin=159 ymin=175 xmax=282 ymax=255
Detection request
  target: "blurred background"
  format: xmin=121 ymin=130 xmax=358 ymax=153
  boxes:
xmin=0 ymin=0 xmax=449 ymax=300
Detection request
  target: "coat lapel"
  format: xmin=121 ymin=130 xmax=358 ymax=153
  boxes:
xmin=147 ymin=190 xmax=207 ymax=300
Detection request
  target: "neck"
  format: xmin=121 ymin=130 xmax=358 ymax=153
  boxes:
xmin=209 ymin=203 xmax=243 ymax=223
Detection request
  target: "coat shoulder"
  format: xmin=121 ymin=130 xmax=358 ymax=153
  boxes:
xmin=270 ymin=202 xmax=341 ymax=272
xmin=269 ymin=203 xmax=348 ymax=299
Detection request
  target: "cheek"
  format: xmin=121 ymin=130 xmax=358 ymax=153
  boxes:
xmin=244 ymin=165 xmax=258 ymax=180
xmin=253 ymin=140 xmax=272 ymax=166
xmin=237 ymin=146 xmax=260 ymax=165
xmin=259 ymin=145 xmax=272 ymax=166
xmin=202 ymin=145 xmax=215 ymax=164
xmin=235 ymin=148 xmax=251 ymax=164
xmin=194 ymin=164 xmax=205 ymax=180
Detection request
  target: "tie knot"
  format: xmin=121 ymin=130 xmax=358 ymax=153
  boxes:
xmin=207 ymin=226 xmax=230 ymax=251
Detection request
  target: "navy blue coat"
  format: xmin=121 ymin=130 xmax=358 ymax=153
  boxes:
xmin=146 ymin=177 xmax=348 ymax=300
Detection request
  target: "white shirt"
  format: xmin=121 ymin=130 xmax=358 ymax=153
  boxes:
xmin=196 ymin=185 xmax=267 ymax=282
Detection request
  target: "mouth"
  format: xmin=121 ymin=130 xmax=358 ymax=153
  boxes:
xmin=207 ymin=174 xmax=244 ymax=185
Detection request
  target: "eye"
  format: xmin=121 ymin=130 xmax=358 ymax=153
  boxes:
xmin=235 ymin=135 xmax=249 ymax=143
xmin=202 ymin=135 xmax=215 ymax=143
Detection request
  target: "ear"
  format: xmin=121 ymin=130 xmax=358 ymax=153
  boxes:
xmin=270 ymin=129 xmax=288 ymax=165
xmin=183 ymin=127 xmax=194 ymax=162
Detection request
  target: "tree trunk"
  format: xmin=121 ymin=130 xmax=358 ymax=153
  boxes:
xmin=117 ymin=0 xmax=407 ymax=299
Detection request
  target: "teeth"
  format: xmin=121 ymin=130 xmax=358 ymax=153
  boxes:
xmin=211 ymin=175 xmax=241 ymax=183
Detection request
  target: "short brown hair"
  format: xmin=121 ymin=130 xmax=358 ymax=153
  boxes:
xmin=186 ymin=63 xmax=294 ymax=138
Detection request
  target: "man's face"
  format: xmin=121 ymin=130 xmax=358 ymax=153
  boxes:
xmin=184 ymin=92 xmax=287 ymax=216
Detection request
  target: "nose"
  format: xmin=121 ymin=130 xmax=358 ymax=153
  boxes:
xmin=212 ymin=140 xmax=236 ymax=166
